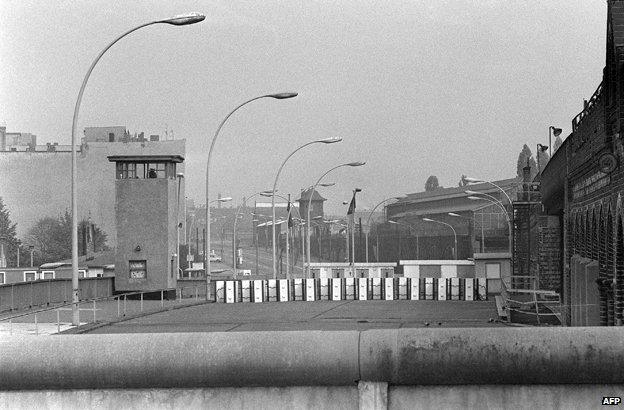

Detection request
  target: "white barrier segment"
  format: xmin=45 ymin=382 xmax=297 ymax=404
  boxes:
xmin=267 ymin=280 xmax=277 ymax=302
xmin=437 ymin=279 xmax=447 ymax=301
xmin=398 ymin=277 xmax=408 ymax=300
xmin=331 ymin=278 xmax=342 ymax=301
xmin=294 ymin=279 xmax=303 ymax=301
xmin=425 ymin=278 xmax=434 ymax=300
xmin=372 ymin=278 xmax=382 ymax=300
xmin=345 ymin=278 xmax=355 ymax=300
xmin=358 ymin=278 xmax=368 ymax=300
xmin=384 ymin=278 xmax=394 ymax=300
xmin=320 ymin=278 xmax=330 ymax=300
xmin=305 ymin=279 xmax=316 ymax=301
xmin=477 ymin=278 xmax=487 ymax=300
xmin=450 ymin=278 xmax=460 ymax=300
xmin=278 ymin=279 xmax=289 ymax=302
xmin=216 ymin=281 xmax=225 ymax=303
xmin=241 ymin=280 xmax=251 ymax=303
xmin=253 ymin=280 xmax=263 ymax=303
xmin=226 ymin=281 xmax=236 ymax=303
xmin=234 ymin=281 xmax=241 ymax=302
xmin=409 ymin=278 xmax=419 ymax=300
xmin=465 ymin=278 xmax=474 ymax=301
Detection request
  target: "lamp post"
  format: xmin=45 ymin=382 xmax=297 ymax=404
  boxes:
xmin=549 ymin=126 xmax=562 ymax=158
xmin=176 ymin=173 xmax=184 ymax=278
xmin=232 ymin=191 xmax=274 ymax=272
xmin=347 ymin=188 xmax=362 ymax=275
xmin=448 ymin=211 xmax=480 ymax=253
xmin=422 ymin=217 xmax=457 ymax=259
xmin=467 ymin=195 xmax=513 ymax=254
xmin=305 ymin=162 xmax=365 ymax=276
xmin=365 ymin=197 xmax=400 ymax=262
xmin=271 ymin=137 xmax=342 ymax=279
xmin=388 ymin=220 xmax=419 ymax=259
xmin=262 ymin=191 xmax=301 ymax=279
xmin=205 ymin=93 xmax=297 ymax=284
xmin=463 ymin=177 xmax=513 ymax=205
xmin=70 ymin=12 xmax=205 ymax=326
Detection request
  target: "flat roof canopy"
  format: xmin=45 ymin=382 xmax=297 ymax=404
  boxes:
xmin=107 ymin=155 xmax=184 ymax=163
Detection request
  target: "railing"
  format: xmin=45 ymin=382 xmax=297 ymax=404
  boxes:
xmin=572 ymin=82 xmax=603 ymax=131
xmin=0 ymin=277 xmax=113 ymax=313
xmin=501 ymin=278 xmax=562 ymax=325
xmin=0 ymin=283 xmax=211 ymax=336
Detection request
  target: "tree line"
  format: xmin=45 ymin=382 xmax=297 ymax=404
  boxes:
xmin=0 ymin=197 xmax=108 ymax=267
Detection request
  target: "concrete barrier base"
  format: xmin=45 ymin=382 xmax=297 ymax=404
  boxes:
xmin=1 ymin=385 xmax=622 ymax=409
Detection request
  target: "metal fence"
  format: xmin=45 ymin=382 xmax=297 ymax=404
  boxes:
xmin=0 ymin=277 xmax=114 ymax=313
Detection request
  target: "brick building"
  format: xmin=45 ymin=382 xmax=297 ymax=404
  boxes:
xmin=541 ymin=1 xmax=624 ymax=326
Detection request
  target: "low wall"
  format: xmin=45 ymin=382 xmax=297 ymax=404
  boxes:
xmin=0 ymin=277 xmax=114 ymax=312
xmin=214 ymin=277 xmax=488 ymax=303
xmin=2 ymin=327 xmax=624 ymax=389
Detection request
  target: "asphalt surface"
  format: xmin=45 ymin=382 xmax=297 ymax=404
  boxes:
xmin=84 ymin=299 xmax=504 ymax=334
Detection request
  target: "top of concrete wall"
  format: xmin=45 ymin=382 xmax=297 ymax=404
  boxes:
xmin=400 ymin=260 xmax=475 ymax=266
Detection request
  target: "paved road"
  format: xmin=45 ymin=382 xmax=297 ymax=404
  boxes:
xmin=84 ymin=299 xmax=505 ymax=334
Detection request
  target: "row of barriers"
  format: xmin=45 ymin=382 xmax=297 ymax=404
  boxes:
xmin=214 ymin=277 xmax=488 ymax=303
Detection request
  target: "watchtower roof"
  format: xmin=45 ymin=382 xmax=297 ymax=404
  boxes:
xmin=107 ymin=155 xmax=184 ymax=163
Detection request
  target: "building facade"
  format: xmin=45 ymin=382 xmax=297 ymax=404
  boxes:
xmin=0 ymin=128 xmax=185 ymax=249
xmin=541 ymin=1 xmax=624 ymax=326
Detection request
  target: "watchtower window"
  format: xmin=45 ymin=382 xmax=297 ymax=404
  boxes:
xmin=116 ymin=162 xmax=176 ymax=179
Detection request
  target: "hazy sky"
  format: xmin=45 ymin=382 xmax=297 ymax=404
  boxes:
xmin=1 ymin=1 xmax=606 ymax=214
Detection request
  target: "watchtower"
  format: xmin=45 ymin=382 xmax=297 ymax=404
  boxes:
xmin=107 ymin=155 xmax=184 ymax=292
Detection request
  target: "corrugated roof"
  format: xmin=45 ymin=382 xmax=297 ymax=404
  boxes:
xmin=395 ymin=177 xmax=519 ymax=205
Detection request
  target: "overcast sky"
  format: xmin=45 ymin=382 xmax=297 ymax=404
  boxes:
xmin=1 ymin=0 xmax=606 ymax=214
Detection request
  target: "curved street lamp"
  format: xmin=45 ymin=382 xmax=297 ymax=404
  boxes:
xmin=205 ymin=93 xmax=297 ymax=284
xmin=364 ymin=197 xmax=400 ymax=262
xmin=422 ymin=217 xmax=457 ymax=260
xmin=271 ymin=137 xmax=342 ymax=278
xmin=70 ymin=12 xmax=205 ymax=325
xmin=262 ymin=191 xmax=302 ymax=279
xmin=467 ymin=195 xmax=513 ymax=254
xmin=305 ymin=162 xmax=365 ymax=276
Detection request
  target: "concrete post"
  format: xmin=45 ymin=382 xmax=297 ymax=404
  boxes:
xmin=358 ymin=381 xmax=388 ymax=410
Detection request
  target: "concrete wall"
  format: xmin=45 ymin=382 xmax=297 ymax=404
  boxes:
xmin=570 ymin=255 xmax=600 ymax=326
xmin=0 ymin=140 xmax=185 ymax=247
xmin=115 ymin=178 xmax=177 ymax=292
xmin=401 ymin=260 xmax=475 ymax=279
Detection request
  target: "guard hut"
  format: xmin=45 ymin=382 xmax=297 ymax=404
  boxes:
xmin=108 ymin=155 xmax=184 ymax=293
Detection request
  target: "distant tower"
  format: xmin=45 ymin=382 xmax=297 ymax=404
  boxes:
xmin=108 ymin=154 xmax=184 ymax=292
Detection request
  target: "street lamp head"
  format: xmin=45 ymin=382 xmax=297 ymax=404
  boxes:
xmin=422 ymin=218 xmax=433 ymax=222
xmin=342 ymin=201 xmax=349 ymax=205
xmin=448 ymin=212 xmax=461 ymax=217
xmin=464 ymin=190 xmax=480 ymax=195
xmin=162 ymin=12 xmax=206 ymax=26
xmin=269 ymin=92 xmax=298 ymax=99
xmin=538 ymin=144 xmax=548 ymax=152
xmin=218 ymin=197 xmax=233 ymax=202
xmin=176 ymin=173 xmax=184 ymax=178
xmin=463 ymin=177 xmax=483 ymax=183
xmin=550 ymin=126 xmax=562 ymax=136
xmin=319 ymin=137 xmax=342 ymax=144
xmin=467 ymin=196 xmax=483 ymax=201
xmin=347 ymin=161 xmax=366 ymax=167
xmin=354 ymin=188 xmax=362 ymax=192
xmin=388 ymin=220 xmax=398 ymax=225
xmin=319 ymin=182 xmax=336 ymax=187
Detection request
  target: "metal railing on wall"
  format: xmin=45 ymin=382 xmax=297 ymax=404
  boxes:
xmin=0 ymin=283 xmax=211 ymax=336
